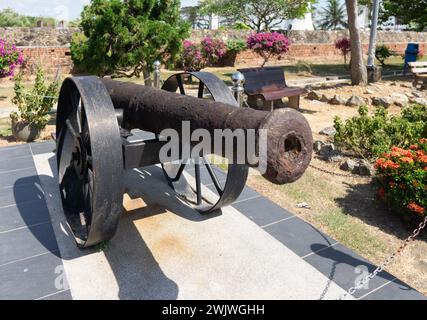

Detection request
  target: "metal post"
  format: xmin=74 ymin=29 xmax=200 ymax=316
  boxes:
xmin=231 ymin=72 xmax=245 ymax=107
xmin=367 ymin=0 xmax=380 ymax=67
xmin=153 ymin=60 xmax=161 ymax=89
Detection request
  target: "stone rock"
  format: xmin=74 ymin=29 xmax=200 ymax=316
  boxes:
xmin=412 ymin=91 xmax=423 ymax=98
xmin=365 ymin=88 xmax=375 ymax=94
xmin=391 ymin=93 xmax=409 ymax=107
xmin=357 ymin=159 xmax=375 ymax=176
xmin=306 ymin=90 xmax=322 ymax=100
xmin=330 ymin=95 xmax=346 ymax=105
xmin=400 ymin=83 xmax=413 ymax=88
xmin=372 ymin=97 xmax=392 ymax=108
xmin=321 ymin=94 xmax=333 ymax=103
xmin=319 ymin=143 xmax=335 ymax=157
xmin=409 ymin=97 xmax=427 ymax=105
xmin=346 ymin=95 xmax=366 ymax=107
xmin=319 ymin=126 xmax=337 ymax=137
xmin=340 ymin=159 xmax=358 ymax=172
xmin=326 ymin=151 xmax=343 ymax=163
xmin=313 ymin=140 xmax=325 ymax=153
xmin=319 ymin=143 xmax=342 ymax=162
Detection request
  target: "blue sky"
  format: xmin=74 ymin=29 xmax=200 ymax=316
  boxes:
xmin=0 ymin=0 xmax=328 ymax=20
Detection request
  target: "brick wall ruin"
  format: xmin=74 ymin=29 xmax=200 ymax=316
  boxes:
xmin=1 ymin=27 xmax=426 ymax=75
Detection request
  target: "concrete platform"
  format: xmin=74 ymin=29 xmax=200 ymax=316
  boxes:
xmin=0 ymin=141 xmax=425 ymax=300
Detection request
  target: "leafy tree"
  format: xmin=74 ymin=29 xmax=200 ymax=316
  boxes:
xmin=200 ymin=0 xmax=314 ymax=31
xmin=71 ymin=0 xmax=190 ymax=81
xmin=316 ymin=0 xmax=348 ymax=30
xmin=180 ymin=6 xmax=210 ymax=29
xmin=382 ymin=0 xmax=427 ymax=31
xmin=0 ymin=9 xmax=55 ymax=27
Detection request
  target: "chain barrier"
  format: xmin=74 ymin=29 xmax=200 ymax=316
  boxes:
xmin=309 ymin=163 xmax=371 ymax=179
xmin=339 ymin=215 xmax=427 ymax=300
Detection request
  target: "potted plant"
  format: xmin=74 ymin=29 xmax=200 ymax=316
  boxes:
xmin=0 ymin=38 xmax=24 ymax=78
xmin=10 ymin=66 xmax=60 ymax=142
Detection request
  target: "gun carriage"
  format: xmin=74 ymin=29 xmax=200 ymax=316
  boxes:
xmin=56 ymin=72 xmax=313 ymax=248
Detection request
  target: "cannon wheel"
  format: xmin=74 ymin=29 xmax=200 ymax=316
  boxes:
xmin=161 ymin=72 xmax=249 ymax=213
xmin=56 ymin=77 xmax=123 ymax=248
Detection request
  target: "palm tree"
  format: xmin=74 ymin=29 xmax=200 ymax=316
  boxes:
xmin=317 ymin=0 xmax=348 ymax=30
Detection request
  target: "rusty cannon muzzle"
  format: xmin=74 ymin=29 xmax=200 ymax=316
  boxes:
xmin=56 ymin=73 xmax=312 ymax=248
xmin=101 ymin=79 xmax=313 ymax=184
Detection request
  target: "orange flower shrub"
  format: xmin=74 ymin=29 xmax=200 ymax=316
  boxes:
xmin=375 ymin=138 xmax=427 ymax=220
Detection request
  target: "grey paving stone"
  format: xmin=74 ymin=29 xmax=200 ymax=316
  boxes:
xmin=30 ymin=141 xmax=56 ymax=155
xmin=264 ymin=217 xmax=337 ymax=257
xmin=362 ymin=278 xmax=426 ymax=300
xmin=0 ymin=200 xmax=50 ymax=233
xmin=0 ymin=156 xmax=34 ymax=173
xmin=40 ymin=290 xmax=72 ymax=300
xmin=304 ymin=243 xmax=396 ymax=299
xmin=233 ymin=196 xmax=293 ymax=226
xmin=0 ymin=222 xmax=59 ymax=266
xmin=0 ymin=184 xmax=45 ymax=208
xmin=0 ymin=168 xmax=39 ymax=188
xmin=0 ymin=253 xmax=66 ymax=300
xmin=0 ymin=144 xmax=31 ymax=159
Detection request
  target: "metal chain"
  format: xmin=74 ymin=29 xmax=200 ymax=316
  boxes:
xmin=309 ymin=163 xmax=371 ymax=179
xmin=339 ymin=215 xmax=427 ymax=300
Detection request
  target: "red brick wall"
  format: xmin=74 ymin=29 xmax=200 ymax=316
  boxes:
xmin=236 ymin=42 xmax=427 ymax=66
xmin=17 ymin=46 xmax=73 ymax=76
xmin=13 ymin=42 xmax=427 ymax=75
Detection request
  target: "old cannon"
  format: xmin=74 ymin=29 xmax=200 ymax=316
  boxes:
xmin=56 ymin=72 xmax=313 ymax=248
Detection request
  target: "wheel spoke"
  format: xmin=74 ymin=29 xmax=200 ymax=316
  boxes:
xmin=177 ymin=74 xmax=186 ymax=95
xmin=58 ymin=129 xmax=75 ymax=184
xmin=82 ymin=168 xmax=94 ymax=227
xmin=197 ymin=81 xmax=204 ymax=99
xmin=204 ymin=160 xmax=224 ymax=196
xmin=65 ymin=119 xmax=78 ymax=139
xmin=194 ymin=163 xmax=202 ymax=205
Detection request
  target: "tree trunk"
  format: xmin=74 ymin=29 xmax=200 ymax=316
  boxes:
xmin=345 ymin=0 xmax=368 ymax=85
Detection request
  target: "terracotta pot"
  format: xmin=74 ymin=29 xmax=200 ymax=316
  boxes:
xmin=11 ymin=119 xmax=41 ymax=142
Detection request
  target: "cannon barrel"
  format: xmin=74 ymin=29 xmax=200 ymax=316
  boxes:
xmin=101 ymin=79 xmax=313 ymax=184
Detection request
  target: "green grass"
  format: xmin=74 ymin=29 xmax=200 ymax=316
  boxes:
xmin=254 ymin=170 xmax=387 ymax=258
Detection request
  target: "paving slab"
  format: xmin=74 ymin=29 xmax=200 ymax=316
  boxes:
xmin=1 ymin=141 xmax=425 ymax=300
xmin=33 ymin=152 xmax=351 ymax=300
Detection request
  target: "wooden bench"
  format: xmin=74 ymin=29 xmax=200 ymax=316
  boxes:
xmin=409 ymin=61 xmax=427 ymax=89
xmin=238 ymin=67 xmax=305 ymax=111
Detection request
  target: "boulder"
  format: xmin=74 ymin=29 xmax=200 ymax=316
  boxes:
xmin=409 ymin=97 xmax=427 ymax=105
xmin=372 ymin=97 xmax=392 ymax=108
xmin=321 ymin=94 xmax=333 ymax=103
xmin=319 ymin=143 xmax=335 ymax=157
xmin=306 ymin=90 xmax=322 ymax=100
xmin=319 ymin=126 xmax=337 ymax=137
xmin=330 ymin=95 xmax=346 ymax=105
xmin=346 ymin=95 xmax=366 ymax=107
xmin=412 ymin=91 xmax=423 ymax=98
xmin=313 ymin=140 xmax=325 ymax=153
xmin=390 ymin=93 xmax=409 ymax=107
xmin=340 ymin=159 xmax=358 ymax=172
xmin=357 ymin=159 xmax=375 ymax=176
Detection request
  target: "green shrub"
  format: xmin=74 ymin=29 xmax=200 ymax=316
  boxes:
xmin=375 ymin=45 xmax=396 ymax=67
xmin=334 ymin=105 xmax=427 ymax=158
xmin=375 ymin=139 xmax=427 ymax=220
xmin=10 ymin=66 xmax=60 ymax=129
xmin=226 ymin=39 xmax=247 ymax=53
